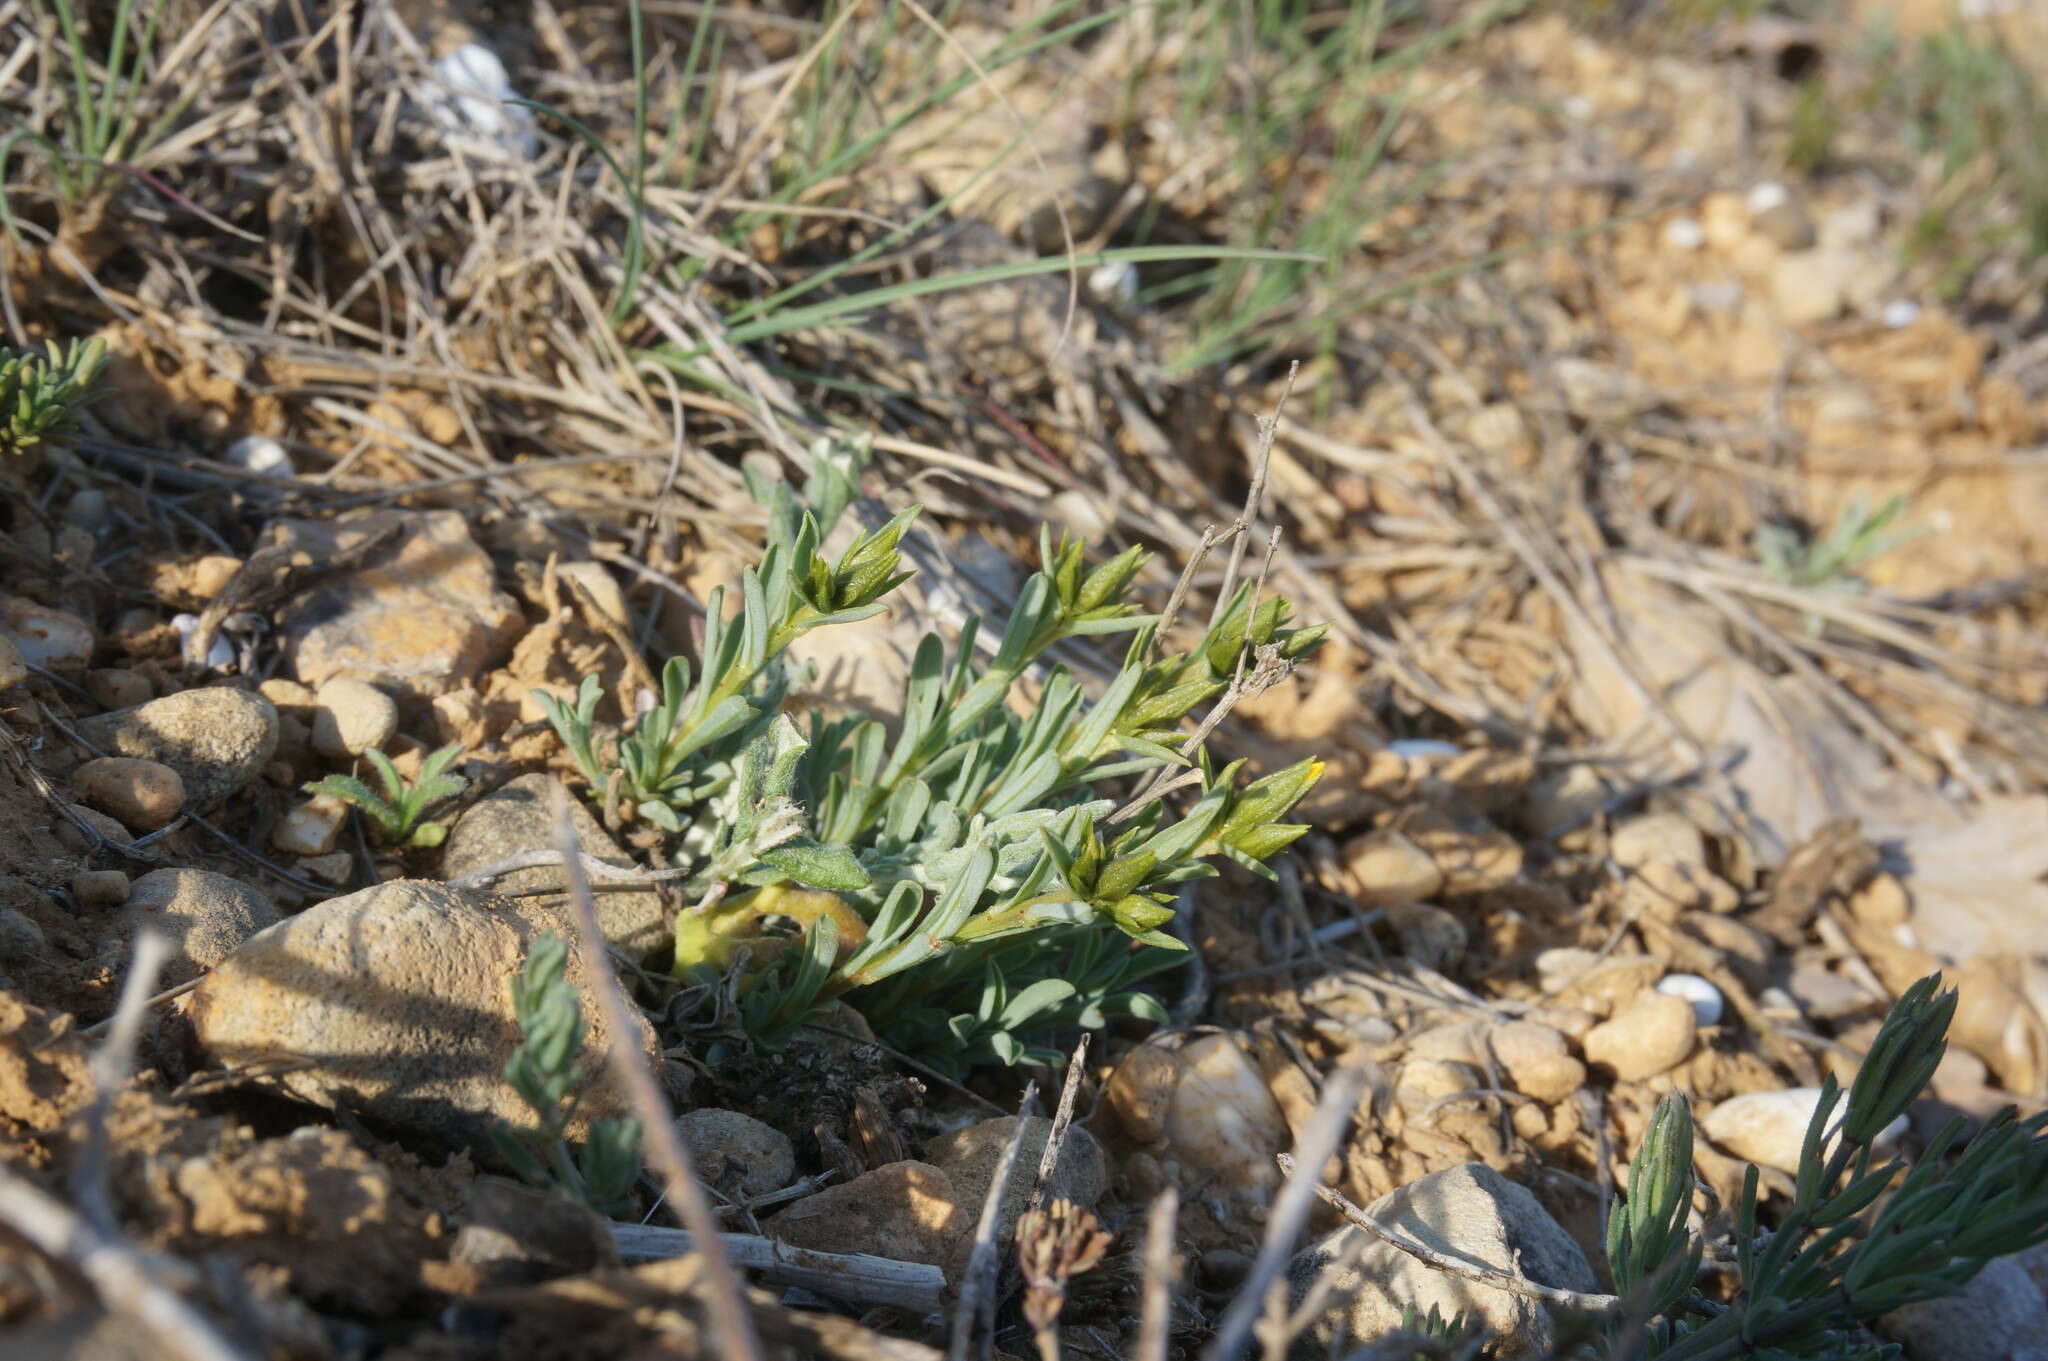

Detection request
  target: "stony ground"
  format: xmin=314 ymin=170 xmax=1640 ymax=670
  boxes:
xmin=4 ymin=2 xmax=2048 ymax=1359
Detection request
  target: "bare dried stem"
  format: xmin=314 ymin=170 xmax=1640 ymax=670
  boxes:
xmin=548 ymin=782 xmax=766 ymax=1361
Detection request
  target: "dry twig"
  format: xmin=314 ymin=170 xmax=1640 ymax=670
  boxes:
xmin=549 ymin=782 xmax=766 ymax=1361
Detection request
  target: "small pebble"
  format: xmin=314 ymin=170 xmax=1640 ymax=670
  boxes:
xmin=274 ymin=796 xmax=349 ymax=857
xmin=428 ymin=43 xmax=538 ymax=157
xmin=184 ymin=555 xmax=243 ymax=600
xmin=1388 ymin=738 xmax=1462 ymax=760
xmin=297 ymin=851 xmax=356 ymax=885
xmin=223 ymin=435 xmax=294 ymax=478
xmin=72 ymin=757 xmax=186 ymax=832
xmin=1663 ymin=217 xmax=1706 ymax=251
xmin=1656 ymin=973 xmax=1725 ymax=1027
xmin=1088 ymin=259 xmax=1139 ymax=304
xmin=259 ymin=677 xmax=319 ymax=713
xmin=71 ymin=870 xmax=132 ymax=907
xmin=312 ymin=677 xmax=399 ymax=757
xmin=0 ymin=908 xmax=46 ymax=960
xmin=1584 ymin=990 xmax=1697 ymax=1081
xmin=2 ymin=596 xmax=94 ymax=672
xmin=170 ymin=613 xmax=236 ymax=670
xmin=1746 ymin=181 xmax=1789 ymax=215
xmin=62 ymin=488 xmax=111 ymax=532
xmin=1702 ymin=1087 xmax=1905 ymax=1175
xmin=1882 ymin=299 xmax=1921 ymax=329
xmin=60 ymin=802 xmax=132 ymax=848
xmin=87 ymin=668 xmax=154 ymax=711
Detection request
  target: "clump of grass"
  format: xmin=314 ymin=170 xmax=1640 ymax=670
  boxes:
xmin=0 ymin=337 xmax=108 ymax=458
xmin=1873 ymin=23 xmax=2048 ymax=294
xmin=2 ymin=0 xmax=197 ymax=232
xmin=1784 ymin=76 xmax=1838 ymax=175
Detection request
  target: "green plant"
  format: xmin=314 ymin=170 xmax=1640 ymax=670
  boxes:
xmin=0 ymin=337 xmax=108 ymax=457
xmin=490 ymin=932 xmax=643 ymax=1214
xmin=859 ymin=922 xmax=1185 ymax=1077
xmin=303 ymin=743 xmax=466 ymax=850
xmin=1598 ymin=973 xmax=2048 ymax=1360
xmin=1399 ymin=1302 xmax=1476 ymax=1346
xmin=538 ymin=440 xmax=1326 ymax=1055
xmin=1753 ymin=494 xmax=1919 ymax=630
xmin=1785 ymin=77 xmax=1838 ymax=175
xmin=2 ymin=0 xmax=195 ymax=223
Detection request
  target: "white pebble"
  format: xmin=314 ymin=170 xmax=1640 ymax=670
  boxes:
xmin=223 ymin=435 xmax=294 ymax=478
xmin=428 ymin=43 xmax=537 ymax=158
xmin=1388 ymin=739 xmax=1462 ymax=760
xmin=1656 ymin=973 xmax=1724 ymax=1027
xmin=1746 ymin=181 xmax=1790 ymax=216
xmin=1691 ymin=280 xmax=1744 ymax=314
xmin=1088 ymin=259 xmax=1139 ymax=305
xmin=1882 ymin=299 xmax=1921 ymax=329
xmin=1663 ymin=217 xmax=1706 ymax=251
xmin=170 ymin=613 xmax=235 ymax=670
xmin=1703 ymin=1087 xmax=1905 ymax=1175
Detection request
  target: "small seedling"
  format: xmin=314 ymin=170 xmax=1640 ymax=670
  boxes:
xmin=0 ymin=338 xmax=109 ymax=458
xmin=1753 ymin=494 xmax=1920 ymax=632
xmin=304 ymin=743 xmax=466 ymax=849
xmin=490 ymin=932 xmax=642 ymax=1213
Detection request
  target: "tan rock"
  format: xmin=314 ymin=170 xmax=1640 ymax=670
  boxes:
xmin=1388 ymin=902 xmax=1467 ymax=972
xmin=60 ymin=802 xmax=132 ymax=848
xmin=1163 ymin=1035 xmax=1291 ymax=1192
xmin=273 ymin=795 xmax=348 ymax=857
xmin=297 ymin=851 xmax=355 ymax=885
xmin=768 ymin=1162 xmax=969 ymax=1282
xmin=1847 ymin=871 xmax=1910 ymax=929
xmin=70 ymin=870 xmax=131 ymax=907
xmin=259 ymin=678 xmax=319 ymax=714
xmin=1585 ymin=992 xmax=1697 ymax=1081
xmin=126 ymin=869 xmax=280 ymax=986
xmin=676 ymin=1109 xmax=795 ymax=1201
xmin=266 ymin=511 xmax=523 ymax=700
xmin=1487 ymin=1022 xmax=1587 ymax=1105
xmin=1683 ymin=912 xmax=1772 ymax=992
xmin=311 ymin=678 xmax=399 ymax=757
xmin=184 ymin=555 xmax=243 ymax=599
xmin=439 ymin=774 xmax=661 ymax=958
xmin=72 ymin=757 xmax=185 ymax=832
xmin=86 ymin=668 xmax=153 ymax=710
xmin=188 ymin=880 xmax=657 ymax=1152
xmin=1523 ymin=763 xmax=1606 ymax=838
xmin=1288 ymin=1163 xmax=1598 ymax=1355
xmin=1702 ymin=1087 xmax=1904 ymax=1175
xmin=1 ymin=596 xmax=93 ymax=672
xmin=1104 ymin=1043 xmax=1182 ymax=1144
xmin=1392 ymin=807 xmax=1522 ymax=895
xmin=1611 ymin=813 xmax=1706 ymax=869
xmin=1396 ymin=1059 xmax=1480 ymax=1115
xmin=1342 ymin=828 xmax=1444 ymax=907
xmin=929 ymin=1115 xmax=1105 ymax=1250
xmin=77 ymin=688 xmax=278 ymax=811
xmin=0 ymin=634 xmax=22 ymax=690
